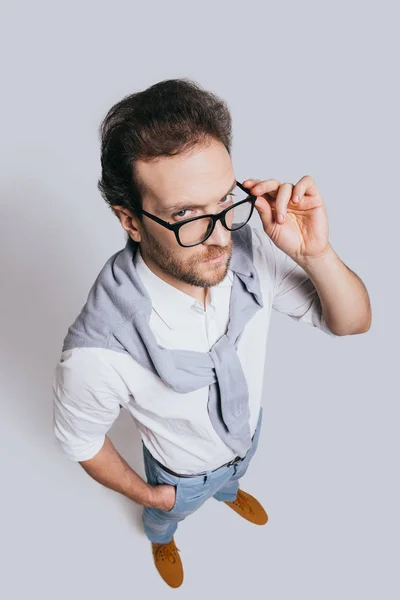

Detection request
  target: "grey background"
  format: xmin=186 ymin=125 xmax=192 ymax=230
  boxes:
xmin=1 ymin=1 xmax=398 ymax=598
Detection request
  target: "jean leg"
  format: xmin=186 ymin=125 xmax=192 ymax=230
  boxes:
xmin=212 ymin=474 xmax=239 ymax=502
xmin=141 ymin=443 xmax=223 ymax=544
xmin=141 ymin=445 xmax=184 ymax=544
xmin=142 ymin=505 xmax=180 ymax=544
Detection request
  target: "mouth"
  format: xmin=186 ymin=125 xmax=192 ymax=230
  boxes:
xmin=202 ymin=252 xmax=226 ymax=264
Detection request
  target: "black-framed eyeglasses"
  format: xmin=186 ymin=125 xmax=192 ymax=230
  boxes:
xmin=138 ymin=180 xmax=257 ymax=248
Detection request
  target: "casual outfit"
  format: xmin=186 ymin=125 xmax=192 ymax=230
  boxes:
xmin=142 ymin=403 xmax=264 ymax=543
xmin=52 ymin=224 xmax=338 ymax=545
xmin=60 ymin=224 xmax=265 ymax=457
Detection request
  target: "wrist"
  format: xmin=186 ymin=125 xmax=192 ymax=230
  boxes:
xmin=294 ymin=244 xmax=337 ymax=272
xmin=144 ymin=483 xmax=158 ymax=508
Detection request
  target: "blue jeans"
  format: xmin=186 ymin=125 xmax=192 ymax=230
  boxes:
xmin=142 ymin=407 xmax=263 ymax=544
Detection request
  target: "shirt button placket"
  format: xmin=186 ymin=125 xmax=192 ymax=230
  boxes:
xmin=204 ymin=308 xmax=218 ymax=347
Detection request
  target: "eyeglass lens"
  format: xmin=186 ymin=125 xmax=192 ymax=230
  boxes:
xmin=178 ymin=184 xmax=252 ymax=246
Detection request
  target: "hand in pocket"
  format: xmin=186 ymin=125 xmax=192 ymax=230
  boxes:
xmin=150 ymin=483 xmax=177 ymax=511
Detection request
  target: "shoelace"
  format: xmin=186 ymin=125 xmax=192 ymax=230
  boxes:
xmin=155 ymin=540 xmax=181 ymax=564
xmin=227 ymin=491 xmax=254 ymax=514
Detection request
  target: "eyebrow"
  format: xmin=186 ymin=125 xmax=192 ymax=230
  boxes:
xmin=161 ymin=178 xmax=237 ymax=215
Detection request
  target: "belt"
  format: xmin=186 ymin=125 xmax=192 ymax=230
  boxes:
xmin=151 ymin=430 xmax=256 ymax=479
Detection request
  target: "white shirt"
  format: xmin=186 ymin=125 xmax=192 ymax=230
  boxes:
xmin=52 ymin=226 xmax=338 ymax=474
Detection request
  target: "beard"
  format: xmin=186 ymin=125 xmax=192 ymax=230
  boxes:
xmin=138 ymin=225 xmax=233 ymax=288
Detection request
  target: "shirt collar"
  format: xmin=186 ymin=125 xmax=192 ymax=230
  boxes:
xmin=134 ymin=247 xmax=233 ymax=329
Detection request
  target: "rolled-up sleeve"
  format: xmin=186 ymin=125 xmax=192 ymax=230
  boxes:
xmin=251 ymin=225 xmax=339 ymax=338
xmin=271 ymin=243 xmax=339 ymax=338
xmin=52 ymin=347 xmax=129 ymax=461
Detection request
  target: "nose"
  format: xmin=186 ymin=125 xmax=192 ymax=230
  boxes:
xmin=202 ymin=218 xmax=231 ymax=248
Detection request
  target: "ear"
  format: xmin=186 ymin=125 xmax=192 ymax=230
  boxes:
xmin=112 ymin=206 xmax=142 ymax=243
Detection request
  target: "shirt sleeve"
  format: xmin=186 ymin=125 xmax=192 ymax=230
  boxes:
xmin=251 ymin=226 xmax=339 ymax=338
xmin=271 ymin=241 xmax=339 ymax=337
xmin=52 ymin=347 xmax=129 ymax=462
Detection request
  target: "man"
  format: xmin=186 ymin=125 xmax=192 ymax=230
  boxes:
xmin=52 ymin=78 xmax=371 ymax=589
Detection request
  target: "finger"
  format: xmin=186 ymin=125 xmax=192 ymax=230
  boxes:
xmin=254 ymin=193 xmax=274 ymax=233
xmin=274 ymin=183 xmax=293 ymax=223
xmin=250 ymin=179 xmax=281 ymax=198
xmin=292 ymin=175 xmax=317 ymax=203
xmin=241 ymin=178 xmax=262 ymax=192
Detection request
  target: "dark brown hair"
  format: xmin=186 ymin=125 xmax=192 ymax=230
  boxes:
xmin=97 ymin=78 xmax=233 ymax=218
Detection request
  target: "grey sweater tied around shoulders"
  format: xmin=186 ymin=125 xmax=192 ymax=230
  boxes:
xmin=62 ymin=224 xmax=264 ymax=457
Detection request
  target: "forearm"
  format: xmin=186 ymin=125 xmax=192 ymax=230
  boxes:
xmin=295 ymin=244 xmax=372 ymax=335
xmin=79 ymin=435 xmax=154 ymax=507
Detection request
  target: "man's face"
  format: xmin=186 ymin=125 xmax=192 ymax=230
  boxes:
xmin=130 ymin=139 xmax=235 ymax=289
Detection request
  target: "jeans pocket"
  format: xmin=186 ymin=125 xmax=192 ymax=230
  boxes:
xmin=142 ymin=444 xmax=182 ymax=512
xmin=165 ymin=481 xmax=181 ymax=512
xmin=178 ymin=477 xmax=215 ymax=513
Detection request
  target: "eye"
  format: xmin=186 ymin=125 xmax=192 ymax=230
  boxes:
xmin=220 ymin=193 xmax=235 ymax=208
xmin=173 ymin=208 xmax=191 ymax=220
xmin=172 ymin=194 xmax=236 ymax=220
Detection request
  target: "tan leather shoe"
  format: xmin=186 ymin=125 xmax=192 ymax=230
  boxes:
xmin=151 ymin=536 xmax=184 ymax=588
xmin=224 ymin=489 xmax=268 ymax=525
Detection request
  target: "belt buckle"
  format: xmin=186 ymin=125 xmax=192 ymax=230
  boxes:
xmin=227 ymin=455 xmax=242 ymax=467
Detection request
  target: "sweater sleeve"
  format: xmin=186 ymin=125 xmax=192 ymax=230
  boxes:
xmin=52 ymin=347 xmax=130 ymax=461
